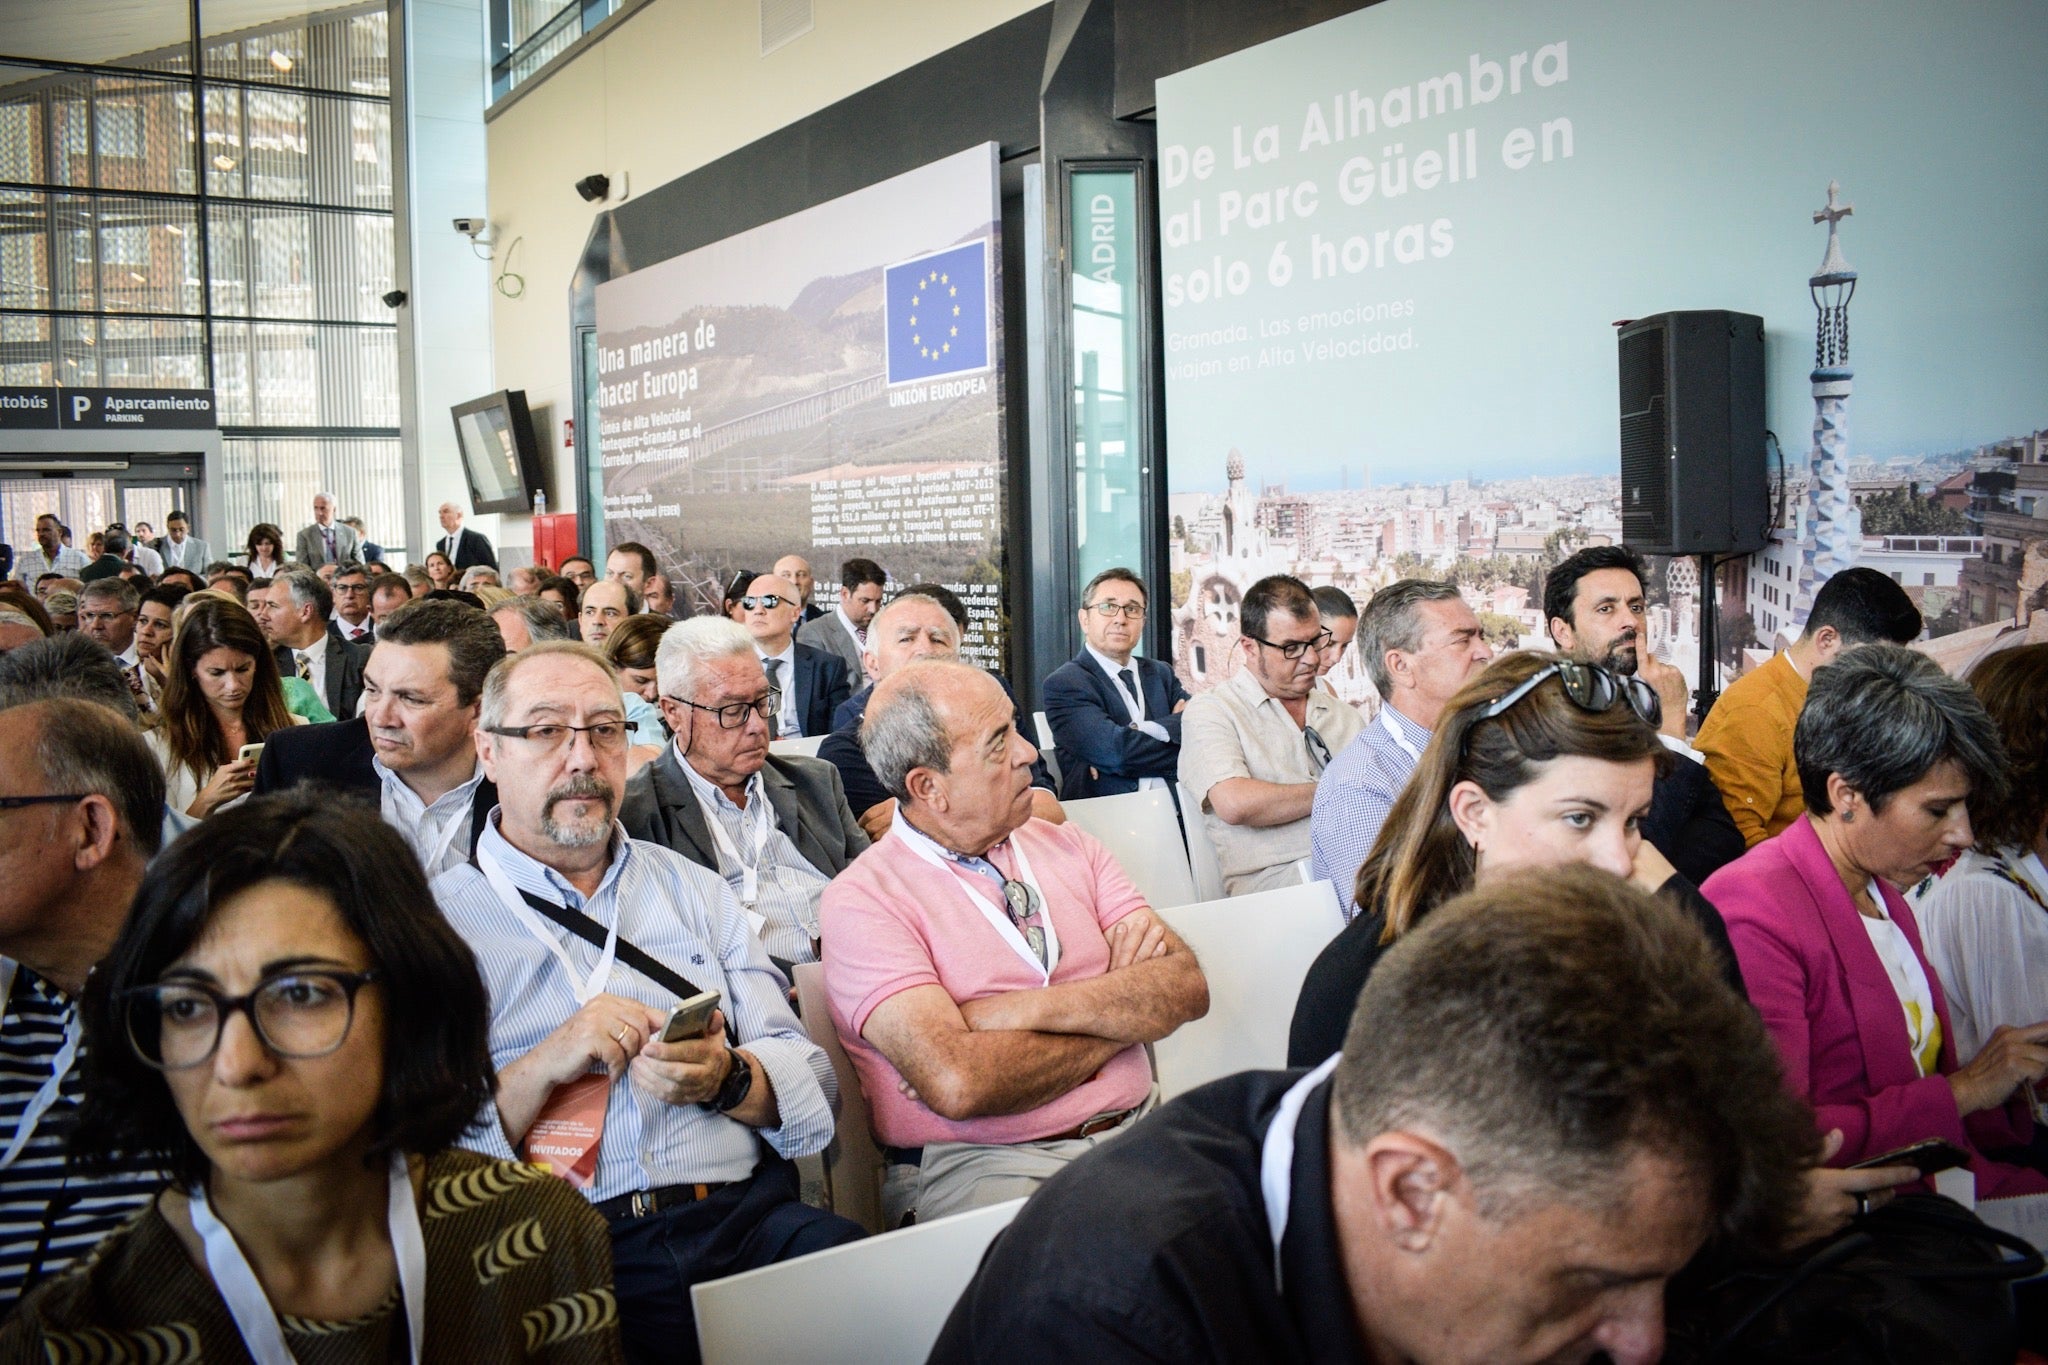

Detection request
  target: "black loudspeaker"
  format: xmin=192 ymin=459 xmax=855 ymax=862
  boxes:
xmin=1617 ymin=310 xmax=1767 ymax=556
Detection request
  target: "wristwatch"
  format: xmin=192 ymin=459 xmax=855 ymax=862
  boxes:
xmin=705 ymin=1047 xmax=754 ymax=1114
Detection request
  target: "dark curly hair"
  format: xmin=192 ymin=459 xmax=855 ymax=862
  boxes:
xmin=72 ymin=792 xmax=496 ymax=1188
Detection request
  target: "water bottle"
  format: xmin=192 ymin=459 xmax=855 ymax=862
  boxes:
xmin=533 ymin=488 xmax=547 ymax=518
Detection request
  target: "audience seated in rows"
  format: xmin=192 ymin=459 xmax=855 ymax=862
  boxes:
xmin=1705 ymin=645 xmax=2048 ymax=1199
xmin=1694 ymin=566 xmax=1922 ymax=847
xmin=933 ymin=868 xmax=1816 ymax=1365
xmin=1041 ymin=567 xmax=1189 ymax=801
xmin=1544 ymin=546 xmax=1745 ymax=886
xmin=739 ymin=572 xmax=848 ymax=738
xmin=822 ymin=660 xmax=1206 ymax=1226
xmin=430 ymin=641 xmax=861 ymax=1361
xmin=796 ymin=556 xmax=885 ymax=676
xmin=1180 ymin=574 xmax=1365 ymax=894
xmin=255 ymin=598 xmax=504 ymax=878
xmin=1309 ymin=580 xmax=1492 ymax=915
xmin=1918 ymin=644 xmax=2048 ymax=1065
xmin=621 ymin=618 xmax=867 ymax=971
xmin=2 ymin=795 xmax=624 ymax=1361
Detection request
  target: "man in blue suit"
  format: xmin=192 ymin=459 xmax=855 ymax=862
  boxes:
xmin=741 ymin=571 xmax=849 ymax=737
xmin=1042 ymin=568 xmax=1191 ymax=802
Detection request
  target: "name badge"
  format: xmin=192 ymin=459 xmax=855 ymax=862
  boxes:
xmin=523 ymin=1071 xmax=609 ymax=1188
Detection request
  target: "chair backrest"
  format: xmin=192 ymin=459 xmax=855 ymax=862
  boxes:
xmin=1152 ymin=879 xmax=1345 ymax=1101
xmin=1176 ymin=780 xmax=1228 ymax=902
xmin=771 ymin=734 xmax=828 ymax=758
xmin=693 ymin=1198 xmax=1025 ymax=1364
xmin=1060 ymin=788 xmax=1199 ymax=909
xmin=791 ymin=962 xmax=884 ymax=1234
xmin=1032 ymin=709 xmax=1055 ymax=751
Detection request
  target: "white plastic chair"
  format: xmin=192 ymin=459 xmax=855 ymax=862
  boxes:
xmin=693 ymin=1198 xmax=1024 ymax=1364
xmin=1151 ymin=879 xmax=1345 ymax=1101
xmin=1030 ymin=709 xmax=1062 ymax=790
xmin=1176 ymin=780 xmax=1228 ymax=902
xmin=770 ymin=734 xmax=827 ymax=758
xmin=791 ymin=963 xmax=884 ymax=1234
xmin=1060 ymin=788 xmax=1199 ymax=909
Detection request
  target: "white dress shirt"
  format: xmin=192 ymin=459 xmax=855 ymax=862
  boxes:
xmin=293 ymin=630 xmax=330 ymax=699
xmin=1085 ymin=644 xmax=1170 ymax=790
xmin=756 ymin=642 xmax=801 ymax=737
xmin=374 ymin=755 xmax=485 ymax=879
xmin=331 ymin=607 xmax=372 ymax=643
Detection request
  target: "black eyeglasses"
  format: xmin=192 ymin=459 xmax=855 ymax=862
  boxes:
xmin=1248 ymin=631 xmax=1328 ymax=662
xmin=123 ymin=969 xmax=380 ymax=1070
xmin=1084 ymin=600 xmax=1146 ymax=619
xmin=1477 ymin=661 xmax=1661 ymax=729
xmin=739 ymin=594 xmax=787 ymax=611
xmin=668 ymin=689 xmax=781 ymax=730
xmin=0 ymin=794 xmax=90 ymax=810
xmin=485 ymin=721 xmax=631 ymax=752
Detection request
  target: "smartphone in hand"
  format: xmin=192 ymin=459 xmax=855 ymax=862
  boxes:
xmin=658 ymin=990 xmax=722 ymax=1043
xmin=1848 ymin=1138 xmax=1971 ymax=1177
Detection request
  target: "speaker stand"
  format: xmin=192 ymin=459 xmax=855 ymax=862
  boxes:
xmin=1693 ymin=553 xmax=1721 ymax=724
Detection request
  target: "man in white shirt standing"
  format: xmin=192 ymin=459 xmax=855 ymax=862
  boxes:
xmin=13 ymin=514 xmax=86 ymax=585
xmin=796 ymin=556 xmax=885 ymax=676
xmin=1041 ymin=568 xmax=1192 ymax=801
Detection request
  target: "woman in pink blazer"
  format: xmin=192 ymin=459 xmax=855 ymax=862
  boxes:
xmin=1706 ymin=646 xmax=2048 ymax=1200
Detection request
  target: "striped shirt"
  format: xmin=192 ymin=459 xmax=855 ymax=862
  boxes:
xmin=1308 ymin=704 xmax=1430 ymax=919
xmin=432 ymin=817 xmax=837 ymax=1200
xmin=678 ymin=757 xmax=829 ymax=964
xmin=0 ymin=965 xmax=159 ymax=1313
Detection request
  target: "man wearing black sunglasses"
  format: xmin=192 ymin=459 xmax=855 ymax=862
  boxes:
xmin=1545 ymin=547 xmax=1746 ymax=886
xmin=740 ymin=573 xmax=849 ymax=739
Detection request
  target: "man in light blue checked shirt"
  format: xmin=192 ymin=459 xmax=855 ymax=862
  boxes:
xmin=1309 ymin=581 xmax=1492 ymax=918
xmin=433 ymin=640 xmax=862 ymax=1363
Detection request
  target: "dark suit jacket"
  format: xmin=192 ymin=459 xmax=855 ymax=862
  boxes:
xmin=780 ymin=643 xmax=850 ymax=739
xmin=799 ymin=602 xmax=826 ymax=624
xmin=274 ymin=626 xmax=368 ymax=721
xmin=251 ymin=716 xmax=499 ymax=858
xmin=435 ymin=528 xmax=497 ymax=572
xmin=1642 ymin=750 xmax=1747 ymax=888
xmin=1042 ymin=650 xmax=1191 ymax=801
xmin=618 ymin=745 xmax=868 ymax=879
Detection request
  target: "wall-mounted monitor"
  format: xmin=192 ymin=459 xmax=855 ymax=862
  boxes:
xmin=451 ymin=389 xmax=545 ymax=515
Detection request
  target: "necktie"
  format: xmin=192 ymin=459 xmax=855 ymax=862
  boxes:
xmin=444 ymin=536 xmax=455 ymax=558
xmin=1118 ymin=667 xmax=1140 ymax=706
xmin=321 ymin=526 xmax=335 ymax=560
xmin=349 ymin=624 xmax=367 ymax=641
xmin=295 ymin=651 xmax=312 ymax=682
xmin=762 ymin=657 xmax=784 ymax=738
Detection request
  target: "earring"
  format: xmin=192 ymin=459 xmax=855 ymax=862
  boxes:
xmin=1841 ymin=806 xmax=1854 ymax=824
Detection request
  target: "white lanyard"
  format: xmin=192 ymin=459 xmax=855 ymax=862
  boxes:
xmin=478 ymin=843 xmax=620 ymax=1006
xmin=691 ymin=774 xmax=774 ymax=908
xmin=191 ymin=1150 xmax=428 ymax=1365
xmin=1377 ymin=705 xmax=1422 ymax=763
xmin=0 ymin=961 xmax=82 ymax=1171
xmin=894 ymin=815 xmax=1061 ymax=982
xmin=383 ymin=775 xmax=472 ymax=879
xmin=1259 ymin=1055 xmax=1339 ymax=1293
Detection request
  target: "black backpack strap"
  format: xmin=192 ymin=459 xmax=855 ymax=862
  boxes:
xmin=511 ymin=887 xmax=708 ymax=1003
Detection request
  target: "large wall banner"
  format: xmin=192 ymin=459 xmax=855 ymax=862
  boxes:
xmin=596 ymin=144 xmax=1007 ymax=665
xmin=1158 ymin=0 xmax=2048 ymax=703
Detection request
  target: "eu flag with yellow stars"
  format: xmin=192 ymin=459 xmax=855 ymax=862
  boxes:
xmin=884 ymin=240 xmax=989 ymax=385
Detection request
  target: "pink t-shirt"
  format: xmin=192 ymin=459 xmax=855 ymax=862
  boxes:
xmin=820 ymin=817 xmax=1153 ymax=1147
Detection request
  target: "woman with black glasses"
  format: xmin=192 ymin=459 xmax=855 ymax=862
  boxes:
xmin=1 ymin=794 xmax=624 ymax=1362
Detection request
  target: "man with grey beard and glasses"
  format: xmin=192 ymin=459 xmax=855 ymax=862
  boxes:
xmin=430 ymin=641 xmax=859 ymax=1364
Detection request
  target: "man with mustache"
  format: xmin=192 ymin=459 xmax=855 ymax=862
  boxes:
xmin=431 ymin=641 xmax=860 ymax=1363
xmin=1544 ymin=545 xmax=1745 ymax=886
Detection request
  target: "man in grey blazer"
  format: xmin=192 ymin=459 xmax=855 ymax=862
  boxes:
xmin=294 ymin=491 xmax=361 ymax=567
xmin=795 ymin=555 xmax=885 ymax=678
xmin=150 ymin=509 xmax=211 ymax=574
xmin=618 ymin=616 xmax=868 ymax=970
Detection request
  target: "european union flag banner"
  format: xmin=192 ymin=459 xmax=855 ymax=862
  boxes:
xmin=884 ymin=240 xmax=990 ymax=385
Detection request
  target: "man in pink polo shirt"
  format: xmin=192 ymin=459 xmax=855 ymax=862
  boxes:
xmin=822 ymin=660 xmax=1209 ymax=1225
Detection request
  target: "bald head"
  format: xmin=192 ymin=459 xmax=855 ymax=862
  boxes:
xmin=774 ymin=555 xmax=814 ymax=608
xmin=741 ymin=573 xmax=802 ymax=651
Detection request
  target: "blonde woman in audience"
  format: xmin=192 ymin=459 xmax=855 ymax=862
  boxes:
xmin=472 ymin=583 xmax=515 ymax=611
xmin=146 ymin=598 xmax=304 ymax=817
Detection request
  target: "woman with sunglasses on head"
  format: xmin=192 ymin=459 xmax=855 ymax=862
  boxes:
xmin=1705 ymin=645 xmax=2048 ymax=1200
xmin=1 ymin=794 xmax=624 ymax=1362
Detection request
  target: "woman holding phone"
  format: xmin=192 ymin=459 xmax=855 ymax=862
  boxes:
xmin=144 ymin=598 xmax=302 ymax=817
xmin=1 ymin=794 xmax=623 ymax=1361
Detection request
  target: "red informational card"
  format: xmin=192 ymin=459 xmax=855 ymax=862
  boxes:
xmin=522 ymin=1071 xmax=610 ymax=1188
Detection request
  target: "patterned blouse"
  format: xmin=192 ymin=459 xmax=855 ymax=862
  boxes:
xmin=0 ymin=1148 xmax=623 ymax=1363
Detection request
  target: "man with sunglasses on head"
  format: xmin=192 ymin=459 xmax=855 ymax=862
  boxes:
xmin=1180 ymin=575 xmax=1365 ymax=895
xmin=620 ymin=619 xmax=866 ymax=971
xmin=823 ymin=660 xmax=1207 ymax=1229
xmin=739 ymin=572 xmax=849 ymax=739
xmin=1042 ymin=568 xmax=1191 ymax=801
xmin=1545 ymin=546 xmax=1745 ymax=886
xmin=1310 ymin=581 xmax=1493 ymax=918
xmin=433 ymin=641 xmax=862 ymax=1362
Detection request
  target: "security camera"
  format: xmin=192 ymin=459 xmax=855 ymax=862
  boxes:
xmin=380 ymin=289 xmax=407 ymax=308
xmin=452 ymin=217 xmax=486 ymax=238
xmin=574 ymin=174 xmax=610 ymax=203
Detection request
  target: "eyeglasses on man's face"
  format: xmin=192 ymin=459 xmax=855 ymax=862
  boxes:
xmin=739 ymin=594 xmax=787 ymax=612
xmin=123 ymin=969 xmax=380 ymax=1070
xmin=1248 ymin=629 xmax=1330 ymax=662
xmin=1084 ymin=600 xmax=1146 ymax=619
xmin=485 ymin=720 xmax=631 ymax=752
xmin=669 ymin=689 xmax=781 ymax=730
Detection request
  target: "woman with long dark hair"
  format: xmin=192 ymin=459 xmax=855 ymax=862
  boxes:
xmin=242 ymin=524 xmax=285 ymax=580
xmin=145 ymin=598 xmax=300 ymax=817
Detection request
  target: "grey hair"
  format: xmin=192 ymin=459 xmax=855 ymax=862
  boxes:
xmin=77 ymin=578 xmax=140 ymax=613
xmin=0 ymin=609 xmax=42 ymax=633
xmin=1795 ymin=643 xmax=2008 ymax=817
xmin=9 ymin=698 xmax=167 ymax=858
xmin=478 ymin=639 xmax=619 ymax=732
xmin=1357 ymin=579 xmax=1465 ymax=696
xmin=0 ymin=632 xmax=139 ymax=723
xmin=43 ymin=591 xmax=77 ymax=617
xmin=492 ymin=595 xmax=577 ymax=645
xmin=272 ymin=566 xmax=332 ymax=619
xmin=656 ymin=617 xmax=755 ymax=700
xmin=861 ymin=660 xmax=970 ymax=804
xmin=867 ymin=592 xmax=962 ymax=649
xmin=459 ymin=566 xmax=501 ymax=590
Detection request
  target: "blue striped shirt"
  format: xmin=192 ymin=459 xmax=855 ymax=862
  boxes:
xmin=1308 ymin=705 xmax=1431 ymax=919
xmin=432 ymin=817 xmax=837 ymax=1199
